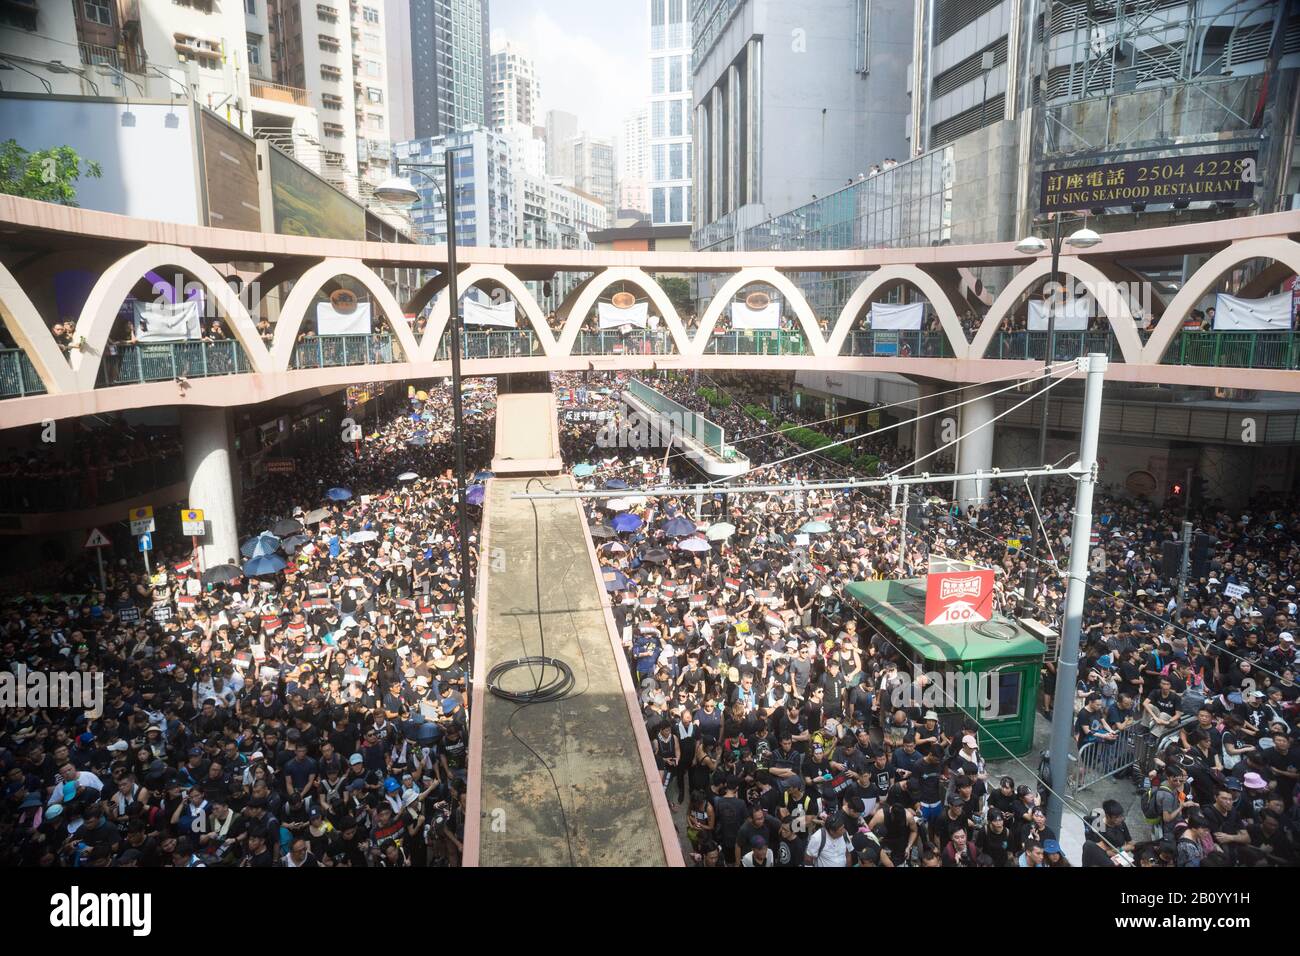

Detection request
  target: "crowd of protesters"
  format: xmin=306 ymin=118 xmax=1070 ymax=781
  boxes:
xmin=0 ymin=381 xmax=494 ymax=867
xmin=557 ymin=372 xmax=1299 ymax=867
xmin=2 ymin=366 xmax=1298 ymax=869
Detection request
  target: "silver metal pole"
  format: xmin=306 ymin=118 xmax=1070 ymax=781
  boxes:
xmin=1178 ymin=520 xmax=1192 ymax=605
xmin=899 ymin=484 xmax=909 ymax=575
xmin=1045 ymin=353 xmax=1107 ymax=836
xmin=96 ymin=546 xmax=106 ymax=594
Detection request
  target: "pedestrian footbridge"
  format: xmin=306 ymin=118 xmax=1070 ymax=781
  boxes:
xmin=4 ymin=196 xmax=1300 ymax=431
xmin=620 ymin=379 xmax=749 ymax=478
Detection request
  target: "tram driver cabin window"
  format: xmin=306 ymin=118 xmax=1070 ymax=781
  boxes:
xmin=982 ymin=671 xmax=1022 ymax=721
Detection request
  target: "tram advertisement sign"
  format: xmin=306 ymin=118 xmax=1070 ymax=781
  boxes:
xmin=1040 ymin=151 xmax=1256 ymax=212
xmin=925 ymin=568 xmax=995 ymax=626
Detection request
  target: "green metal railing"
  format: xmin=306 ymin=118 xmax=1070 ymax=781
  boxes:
xmin=842 ymin=331 xmax=954 ymax=358
xmin=289 ymin=333 xmax=398 ymax=369
xmin=702 ymin=331 xmax=813 ymax=355
xmin=984 ymin=331 xmax=1119 ymax=362
xmin=572 ymin=331 xmax=678 ymax=355
xmin=435 ymin=330 xmax=544 ymax=359
xmin=0 ymin=350 xmax=49 ymax=398
xmin=1162 ymin=331 xmax=1300 ymax=370
xmin=101 ymin=340 xmax=254 ymax=385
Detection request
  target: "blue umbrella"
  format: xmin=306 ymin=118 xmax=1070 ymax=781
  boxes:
xmin=611 ymin=512 xmax=643 ymax=533
xmin=600 ymin=567 xmax=631 ymax=591
xmin=474 ymin=470 xmax=495 ymax=481
xmin=326 ymin=487 xmax=353 ymax=501
xmin=243 ymin=554 xmax=287 ymax=577
xmin=240 ymin=532 xmax=281 ymax=559
xmin=661 ymin=516 xmax=697 ymax=538
xmin=604 ymin=478 xmax=629 ymax=490
xmin=466 ymin=485 xmax=485 ymax=506
xmin=406 ymin=436 xmax=429 ymax=447
xmin=573 ymin=463 xmax=597 ymax=478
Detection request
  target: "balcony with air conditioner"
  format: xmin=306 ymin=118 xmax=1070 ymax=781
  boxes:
xmin=320 ymin=64 xmax=342 ymax=80
xmin=318 ymin=33 xmax=341 ymax=52
xmin=316 ymin=3 xmax=338 ymax=20
xmin=322 ymin=122 xmax=345 ymax=138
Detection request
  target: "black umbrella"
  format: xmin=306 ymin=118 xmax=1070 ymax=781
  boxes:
xmin=747 ymin=559 xmax=772 ymax=575
xmin=272 ymin=517 xmax=304 ymax=536
xmin=202 ymin=564 xmax=242 ymax=586
xmin=641 ymin=547 xmax=671 ymax=564
xmin=589 ymin=524 xmax=617 ymax=540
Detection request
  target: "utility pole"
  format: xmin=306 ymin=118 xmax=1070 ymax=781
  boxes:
xmin=899 ymin=484 xmax=909 ymax=575
xmin=1025 ymin=215 xmax=1064 ymax=605
xmin=1045 ymin=353 xmax=1107 ymax=837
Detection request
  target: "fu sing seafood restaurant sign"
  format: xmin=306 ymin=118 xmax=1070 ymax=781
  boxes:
xmin=1039 ymin=151 xmax=1257 ymax=212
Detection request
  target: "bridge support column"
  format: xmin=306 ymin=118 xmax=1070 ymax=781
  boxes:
xmin=956 ymin=384 xmax=996 ymax=511
xmin=912 ymin=380 xmax=940 ymax=470
xmin=182 ymin=406 xmax=241 ymax=569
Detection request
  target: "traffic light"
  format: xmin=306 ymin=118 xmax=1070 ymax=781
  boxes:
xmin=1161 ymin=540 xmax=1182 ymax=578
xmin=1168 ymin=480 xmax=1185 ymax=502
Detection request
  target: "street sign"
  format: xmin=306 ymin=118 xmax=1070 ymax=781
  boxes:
xmin=84 ymin=528 xmax=111 ymax=549
xmin=138 ymin=532 xmax=153 ymax=552
xmin=924 ymin=567 xmax=995 ymax=626
xmin=181 ymin=508 xmax=205 ymax=536
xmin=129 ymin=505 xmax=156 ymax=536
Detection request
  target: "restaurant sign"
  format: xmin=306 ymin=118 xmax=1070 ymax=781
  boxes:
xmin=1040 ymin=151 xmax=1256 ymax=212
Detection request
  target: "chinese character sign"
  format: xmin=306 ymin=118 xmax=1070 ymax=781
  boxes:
xmin=924 ymin=569 xmax=995 ymax=626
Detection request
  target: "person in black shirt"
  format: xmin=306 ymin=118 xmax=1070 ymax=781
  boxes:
xmin=713 ymin=778 xmax=746 ymax=866
xmin=975 ymin=813 xmax=1013 ymax=865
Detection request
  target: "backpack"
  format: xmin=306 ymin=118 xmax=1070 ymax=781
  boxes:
xmin=1141 ymin=782 xmax=1172 ymax=824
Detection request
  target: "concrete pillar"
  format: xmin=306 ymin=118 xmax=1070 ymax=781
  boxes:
xmin=711 ymin=85 xmax=725 ymax=222
xmin=182 ymin=406 xmax=240 ymax=569
xmin=727 ymin=62 xmax=741 ymax=213
xmin=913 ymin=379 xmax=940 ymax=470
xmin=745 ymin=38 xmax=762 ymax=205
xmin=956 ymin=384 xmax=996 ymax=510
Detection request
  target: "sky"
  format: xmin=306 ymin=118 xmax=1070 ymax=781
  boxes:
xmin=489 ymin=0 xmax=648 ymax=142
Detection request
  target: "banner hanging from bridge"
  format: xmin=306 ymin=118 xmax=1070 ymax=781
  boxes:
xmin=462 ymin=297 xmax=518 ymax=328
xmin=1027 ymin=297 xmax=1090 ymax=331
xmin=1212 ymin=291 xmax=1294 ymax=332
xmin=730 ymin=300 xmax=780 ymax=330
xmin=132 ymin=300 xmax=202 ymax=342
xmin=598 ymin=301 xmax=649 ymax=330
xmin=867 ymin=301 xmax=924 ymax=330
xmin=316 ymin=301 xmax=372 ymax=335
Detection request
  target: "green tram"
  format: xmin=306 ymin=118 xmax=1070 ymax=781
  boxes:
xmin=844 ymin=579 xmax=1048 ymax=759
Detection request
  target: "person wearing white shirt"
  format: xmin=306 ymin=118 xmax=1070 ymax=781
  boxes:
xmin=741 ymin=835 xmax=774 ymax=867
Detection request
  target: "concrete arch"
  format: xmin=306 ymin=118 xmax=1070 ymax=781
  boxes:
xmin=1144 ymin=237 xmax=1300 ymax=364
xmin=0 ymin=260 xmax=78 ymax=393
xmin=73 ymin=244 xmax=271 ymax=389
xmin=827 ymin=264 xmax=970 ymax=358
xmin=556 ymin=267 xmax=691 ymax=355
xmin=247 ymin=259 xmax=324 ymax=314
xmin=402 ymin=271 xmax=449 ymax=320
xmin=420 ymin=265 xmax=556 ymax=360
xmin=691 ymin=268 xmax=827 ymax=358
xmin=270 ymin=259 xmax=422 ymax=370
xmin=972 ymin=256 xmax=1144 ymax=364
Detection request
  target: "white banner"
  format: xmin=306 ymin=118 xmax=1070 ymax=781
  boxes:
xmin=598 ymin=301 xmax=649 ymax=330
xmin=1213 ymin=292 xmax=1294 ymax=332
xmin=463 ymin=297 xmax=518 ymax=328
xmin=730 ymin=300 xmax=780 ymax=330
xmin=316 ymin=301 xmax=373 ymax=335
xmin=1028 ymin=297 xmax=1090 ymax=331
xmin=132 ymin=300 xmax=202 ymax=342
xmin=868 ymin=301 xmax=925 ymax=331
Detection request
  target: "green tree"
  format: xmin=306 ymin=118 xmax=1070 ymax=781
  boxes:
xmin=656 ymin=275 xmax=694 ymax=315
xmin=0 ymin=140 xmax=102 ymax=205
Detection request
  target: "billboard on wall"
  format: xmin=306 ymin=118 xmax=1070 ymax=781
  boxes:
xmin=1040 ymin=151 xmax=1257 ymax=212
xmin=199 ymin=110 xmax=261 ymax=231
xmin=0 ymin=94 xmax=201 ymax=223
xmin=266 ymin=145 xmax=365 ymax=240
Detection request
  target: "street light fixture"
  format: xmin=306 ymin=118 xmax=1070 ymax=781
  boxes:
xmin=375 ymin=151 xmax=477 ymax=676
xmin=1014 ymin=214 xmax=1102 ymax=654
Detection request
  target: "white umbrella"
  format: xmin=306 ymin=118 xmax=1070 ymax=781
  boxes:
xmin=706 ymin=522 xmax=736 ymax=541
xmin=604 ymin=498 xmax=629 ymax=511
xmin=346 ymin=530 xmax=379 ymax=544
xmin=622 ymin=495 xmax=649 ymax=508
xmin=604 ymin=541 xmax=627 ymax=553
xmin=397 ymin=472 xmax=419 ymax=482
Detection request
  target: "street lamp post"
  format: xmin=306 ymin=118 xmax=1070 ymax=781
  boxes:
xmin=374 ymin=152 xmax=476 ymax=673
xmin=1014 ymin=217 xmax=1101 ymax=612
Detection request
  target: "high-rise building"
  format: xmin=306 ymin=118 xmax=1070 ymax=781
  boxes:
xmin=647 ymin=0 xmax=693 ymax=225
xmin=394 ymin=127 xmax=515 ymax=247
xmin=572 ymin=134 xmax=617 ymax=216
xmin=691 ymin=0 xmax=914 ymax=248
xmin=490 ymin=40 xmax=542 ymax=130
xmin=621 ymin=108 xmax=650 ymax=182
xmin=545 ymin=109 xmax=579 ymax=182
xmin=388 ymin=0 xmax=491 ymax=142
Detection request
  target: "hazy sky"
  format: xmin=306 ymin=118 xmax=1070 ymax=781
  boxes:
xmin=489 ymin=0 xmax=649 ymax=141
